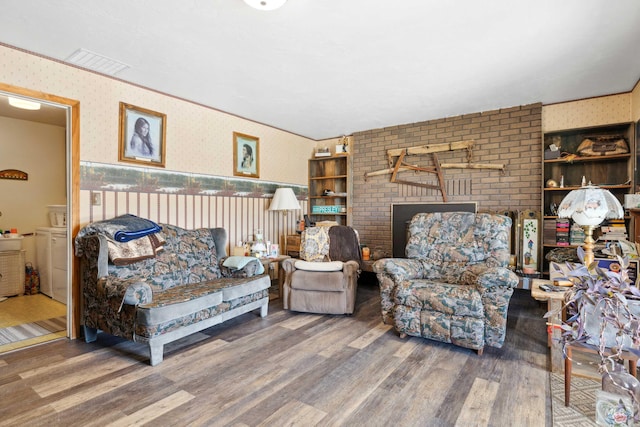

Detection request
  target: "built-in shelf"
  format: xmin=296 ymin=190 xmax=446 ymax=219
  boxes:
xmin=541 ymin=122 xmax=636 ymax=276
xmin=308 ymin=156 xmax=350 ymax=226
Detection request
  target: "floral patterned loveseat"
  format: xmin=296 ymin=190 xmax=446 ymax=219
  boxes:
xmin=373 ymin=212 xmax=519 ymax=354
xmin=76 ymin=223 xmax=270 ymax=365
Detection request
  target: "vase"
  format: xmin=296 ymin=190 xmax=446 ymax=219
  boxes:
xmin=602 ymin=363 xmax=640 ymax=422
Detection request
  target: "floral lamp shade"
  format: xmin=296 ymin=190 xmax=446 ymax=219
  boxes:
xmin=557 ymin=185 xmax=623 ymax=226
xmin=557 ymin=185 xmax=624 ymax=266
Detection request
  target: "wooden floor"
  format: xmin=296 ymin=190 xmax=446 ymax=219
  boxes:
xmin=0 ymin=280 xmax=552 ymax=426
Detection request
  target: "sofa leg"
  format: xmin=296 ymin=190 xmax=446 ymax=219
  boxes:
xmin=260 ymin=302 xmax=268 ymax=318
xmin=477 ymin=348 xmax=484 ymax=356
xmin=149 ymin=342 xmax=164 ymax=366
xmin=399 ymin=333 xmax=407 ymax=339
xmin=83 ymin=326 xmax=98 ymax=343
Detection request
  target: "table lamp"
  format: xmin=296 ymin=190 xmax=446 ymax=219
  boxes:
xmin=269 ymin=188 xmax=302 ymax=253
xmin=269 ymin=188 xmax=301 ymax=213
xmin=557 ymin=184 xmax=624 ymax=266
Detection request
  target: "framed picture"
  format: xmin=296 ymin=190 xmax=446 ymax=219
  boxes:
xmin=119 ymin=102 xmax=166 ymax=167
xmin=517 ymin=209 xmax=541 ymax=272
xmin=233 ymin=132 xmax=259 ymax=178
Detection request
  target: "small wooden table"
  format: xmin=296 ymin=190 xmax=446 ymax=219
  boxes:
xmin=361 ymin=260 xmax=375 ymax=273
xmin=531 ymin=278 xmax=571 ymax=373
xmin=260 ymin=255 xmax=291 ymax=300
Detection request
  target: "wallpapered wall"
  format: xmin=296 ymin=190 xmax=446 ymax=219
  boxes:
xmin=632 ymin=80 xmax=640 ymax=122
xmin=80 ymin=162 xmax=307 ymax=249
xmin=542 ymin=93 xmax=632 ymax=132
xmin=0 ymin=44 xmax=316 ymax=246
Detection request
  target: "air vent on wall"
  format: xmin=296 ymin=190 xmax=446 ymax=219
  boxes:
xmin=65 ymin=48 xmax=130 ymax=75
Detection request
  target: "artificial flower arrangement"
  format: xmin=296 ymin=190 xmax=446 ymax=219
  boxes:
xmin=546 ymin=247 xmax=640 ymax=422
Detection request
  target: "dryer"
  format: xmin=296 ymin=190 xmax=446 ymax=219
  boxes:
xmin=36 ymin=227 xmax=68 ymax=304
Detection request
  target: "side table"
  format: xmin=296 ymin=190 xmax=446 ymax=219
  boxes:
xmin=361 ymin=260 xmax=375 ymax=273
xmin=531 ymin=278 xmax=570 ymax=373
xmin=260 ymin=255 xmax=291 ymax=300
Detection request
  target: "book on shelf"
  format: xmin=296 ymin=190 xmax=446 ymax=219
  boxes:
xmin=543 ymin=219 xmax=556 ymax=244
xmin=598 ymin=219 xmax=628 ymax=241
xmin=569 ymin=223 xmax=585 ymax=245
xmin=555 ymin=218 xmax=570 ymax=245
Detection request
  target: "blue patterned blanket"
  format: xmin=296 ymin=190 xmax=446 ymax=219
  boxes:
xmin=75 ymin=214 xmax=162 ymax=256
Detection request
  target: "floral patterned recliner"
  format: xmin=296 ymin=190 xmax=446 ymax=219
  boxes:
xmin=373 ymin=212 xmax=519 ymax=354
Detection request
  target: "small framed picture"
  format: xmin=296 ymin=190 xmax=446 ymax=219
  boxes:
xmin=119 ymin=102 xmax=166 ymax=167
xmin=233 ymin=132 xmax=259 ymax=178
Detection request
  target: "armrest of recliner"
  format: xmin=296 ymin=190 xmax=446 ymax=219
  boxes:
xmin=372 ymin=258 xmax=427 ymax=282
xmin=282 ymin=258 xmax=297 ymax=274
xmin=372 ymin=258 xmax=428 ymax=324
xmin=342 ymin=260 xmax=360 ymax=283
xmin=473 ymin=266 xmax=519 ymax=348
xmin=474 ymin=266 xmax=519 ymax=291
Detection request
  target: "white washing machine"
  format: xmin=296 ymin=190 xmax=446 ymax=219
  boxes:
xmin=36 ymin=227 xmax=68 ymax=304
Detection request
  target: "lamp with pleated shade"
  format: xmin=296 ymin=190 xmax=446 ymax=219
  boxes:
xmin=269 ymin=188 xmax=301 ymax=213
xmin=269 ymin=188 xmax=301 ymax=254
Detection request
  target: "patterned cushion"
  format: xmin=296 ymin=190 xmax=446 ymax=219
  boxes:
xmin=395 ymin=280 xmax=484 ymax=318
xmin=299 ymin=226 xmax=330 ymax=261
xmin=106 ymin=224 xmax=221 ymax=292
xmin=220 ymin=257 xmax=264 ymax=278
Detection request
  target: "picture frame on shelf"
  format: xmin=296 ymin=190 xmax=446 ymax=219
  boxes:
xmin=233 ymin=132 xmax=259 ymax=178
xmin=119 ymin=102 xmax=166 ymax=167
xmin=517 ymin=210 xmax=541 ymax=272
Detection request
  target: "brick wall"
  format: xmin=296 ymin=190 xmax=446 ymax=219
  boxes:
xmin=352 ymin=103 xmax=542 ymax=257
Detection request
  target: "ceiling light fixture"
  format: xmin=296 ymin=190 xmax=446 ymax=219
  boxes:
xmin=8 ymin=97 xmax=41 ymax=110
xmin=243 ymin=0 xmax=287 ymax=11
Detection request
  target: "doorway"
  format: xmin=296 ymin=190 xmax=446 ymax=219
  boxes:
xmin=0 ymin=83 xmax=80 ymax=353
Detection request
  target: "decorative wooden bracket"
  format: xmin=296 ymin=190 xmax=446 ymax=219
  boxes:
xmin=364 ymin=140 xmax=505 ymax=202
xmin=0 ymin=169 xmax=28 ymax=180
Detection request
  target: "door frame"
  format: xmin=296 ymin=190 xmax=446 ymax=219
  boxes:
xmin=0 ymin=82 xmax=80 ymax=339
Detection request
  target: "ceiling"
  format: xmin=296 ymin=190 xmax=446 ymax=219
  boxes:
xmin=0 ymin=95 xmax=67 ymax=127
xmin=1 ymin=0 xmax=640 ymax=140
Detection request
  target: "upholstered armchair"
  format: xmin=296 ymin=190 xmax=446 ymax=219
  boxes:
xmin=373 ymin=212 xmax=519 ymax=354
xmin=282 ymin=225 xmax=361 ymax=314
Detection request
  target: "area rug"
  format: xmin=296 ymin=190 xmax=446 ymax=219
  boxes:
xmin=551 ymin=372 xmax=599 ymax=426
xmin=0 ymin=317 xmax=66 ymax=345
